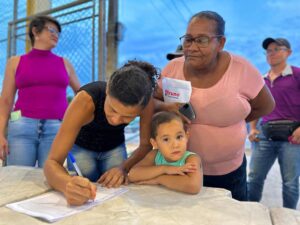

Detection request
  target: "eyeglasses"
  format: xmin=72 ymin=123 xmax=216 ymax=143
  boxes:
xmin=179 ymin=34 xmax=223 ymax=48
xmin=45 ymin=26 xmax=60 ymax=37
xmin=265 ymin=47 xmax=288 ymax=55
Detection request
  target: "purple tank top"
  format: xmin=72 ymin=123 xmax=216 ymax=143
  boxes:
xmin=14 ymin=48 xmax=69 ymax=119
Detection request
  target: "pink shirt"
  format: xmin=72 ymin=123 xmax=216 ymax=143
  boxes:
xmin=159 ymin=54 xmax=264 ymax=175
xmin=14 ymin=48 xmax=69 ymax=119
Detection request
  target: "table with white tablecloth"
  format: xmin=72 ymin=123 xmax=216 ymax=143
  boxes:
xmin=0 ymin=166 xmax=292 ymax=225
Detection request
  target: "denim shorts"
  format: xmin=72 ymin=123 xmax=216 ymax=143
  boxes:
xmin=6 ymin=116 xmax=61 ymax=167
xmin=67 ymin=143 xmax=127 ymax=182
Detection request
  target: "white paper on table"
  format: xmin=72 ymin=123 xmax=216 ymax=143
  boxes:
xmin=162 ymin=77 xmax=192 ymax=103
xmin=6 ymin=186 xmax=128 ymax=223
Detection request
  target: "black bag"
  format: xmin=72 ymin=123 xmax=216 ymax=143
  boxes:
xmin=262 ymin=120 xmax=300 ymax=141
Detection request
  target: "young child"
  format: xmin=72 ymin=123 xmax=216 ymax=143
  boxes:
xmin=128 ymin=111 xmax=203 ymax=194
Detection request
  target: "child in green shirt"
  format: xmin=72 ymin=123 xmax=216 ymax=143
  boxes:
xmin=128 ymin=111 xmax=203 ymax=194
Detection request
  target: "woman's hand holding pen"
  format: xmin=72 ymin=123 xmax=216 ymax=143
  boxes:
xmin=162 ymin=102 xmax=191 ymax=124
xmin=64 ymin=176 xmax=97 ymax=206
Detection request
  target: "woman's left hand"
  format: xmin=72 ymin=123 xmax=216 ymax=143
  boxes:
xmin=97 ymin=167 xmax=128 ymax=188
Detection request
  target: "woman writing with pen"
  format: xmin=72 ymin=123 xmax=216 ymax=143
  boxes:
xmin=44 ymin=60 xmax=159 ymax=206
xmin=68 ymin=153 xmax=83 ymax=177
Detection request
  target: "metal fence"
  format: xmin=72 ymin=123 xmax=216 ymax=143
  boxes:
xmin=0 ymin=0 xmax=140 ymax=166
xmin=1 ymin=0 xmax=102 ymax=97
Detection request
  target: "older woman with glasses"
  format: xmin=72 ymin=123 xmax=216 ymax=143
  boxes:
xmin=0 ymin=15 xmax=80 ymax=167
xmin=154 ymin=11 xmax=275 ymax=201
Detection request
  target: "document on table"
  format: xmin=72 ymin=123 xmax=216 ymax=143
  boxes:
xmin=6 ymin=186 xmax=128 ymax=223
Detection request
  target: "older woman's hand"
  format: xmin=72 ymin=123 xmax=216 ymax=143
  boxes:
xmin=163 ymin=102 xmax=192 ymax=124
xmin=162 ymin=102 xmax=182 ymax=112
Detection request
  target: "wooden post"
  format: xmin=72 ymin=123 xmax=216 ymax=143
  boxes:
xmin=106 ymin=0 xmax=118 ymax=80
xmin=26 ymin=0 xmax=51 ymax=52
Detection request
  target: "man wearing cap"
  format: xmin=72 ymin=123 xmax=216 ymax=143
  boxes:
xmin=248 ymin=37 xmax=300 ymax=209
xmin=166 ymin=45 xmax=183 ymax=60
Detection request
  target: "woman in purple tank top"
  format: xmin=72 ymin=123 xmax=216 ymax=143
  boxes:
xmin=0 ymin=16 xmax=80 ymax=167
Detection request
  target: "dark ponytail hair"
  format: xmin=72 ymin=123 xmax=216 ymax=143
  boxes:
xmin=108 ymin=60 xmax=160 ymax=108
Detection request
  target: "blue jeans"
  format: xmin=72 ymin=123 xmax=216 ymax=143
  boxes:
xmin=248 ymin=128 xmax=300 ymax=209
xmin=6 ymin=116 xmax=61 ymax=168
xmin=67 ymin=144 xmax=127 ymax=182
xmin=204 ymin=155 xmax=248 ymax=201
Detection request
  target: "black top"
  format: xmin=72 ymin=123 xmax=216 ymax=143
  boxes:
xmin=75 ymin=81 xmax=127 ymax=152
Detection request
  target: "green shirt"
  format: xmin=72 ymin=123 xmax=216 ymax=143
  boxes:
xmin=154 ymin=150 xmax=195 ymax=166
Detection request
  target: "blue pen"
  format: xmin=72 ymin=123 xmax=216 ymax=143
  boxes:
xmin=68 ymin=153 xmax=83 ymax=177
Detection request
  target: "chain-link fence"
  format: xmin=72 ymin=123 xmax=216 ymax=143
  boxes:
xmin=1 ymin=0 xmax=100 ymax=97
xmin=0 ymin=0 xmax=140 ymax=156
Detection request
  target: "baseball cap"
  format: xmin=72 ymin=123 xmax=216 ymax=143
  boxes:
xmin=166 ymin=45 xmax=183 ymax=60
xmin=262 ymin=37 xmax=291 ymax=50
